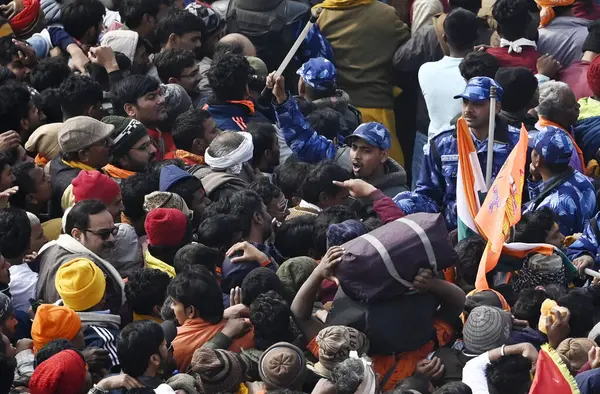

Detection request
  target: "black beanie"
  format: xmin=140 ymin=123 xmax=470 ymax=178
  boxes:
xmin=494 ymin=67 xmax=538 ymax=113
xmin=102 ymin=115 xmax=149 ymax=158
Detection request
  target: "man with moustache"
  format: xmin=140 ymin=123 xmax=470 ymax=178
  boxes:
xmin=36 ymin=200 xmax=125 ymax=315
xmin=102 ymin=116 xmax=158 ymax=183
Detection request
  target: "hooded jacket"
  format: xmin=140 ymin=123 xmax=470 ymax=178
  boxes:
xmin=296 ymin=89 xmax=362 ymax=135
xmin=100 ymin=29 xmax=139 ymax=62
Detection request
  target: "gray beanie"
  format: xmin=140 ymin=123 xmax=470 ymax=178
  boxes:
xmin=161 ymin=84 xmax=192 ymax=121
xmin=463 ymin=306 xmax=512 ymax=354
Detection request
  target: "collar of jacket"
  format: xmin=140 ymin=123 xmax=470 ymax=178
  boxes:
xmin=451 ymin=115 xmax=510 ymax=143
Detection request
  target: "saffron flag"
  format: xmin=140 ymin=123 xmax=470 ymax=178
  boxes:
xmin=529 ymin=344 xmax=580 ymax=394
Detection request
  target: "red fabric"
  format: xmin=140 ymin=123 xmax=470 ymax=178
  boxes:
xmin=588 ymin=56 xmax=600 ymax=98
xmin=371 ymin=190 xmax=406 ymax=223
xmin=573 ymin=0 xmax=600 ymax=20
xmin=147 ymin=129 xmax=176 ymax=161
xmin=530 ymin=347 xmax=577 ymax=394
xmin=9 ymin=0 xmax=40 ymax=34
xmin=144 ymin=208 xmax=188 ymax=247
xmin=29 ymin=350 xmax=87 ymax=394
xmin=558 ymin=60 xmax=593 ymax=100
xmin=486 ymin=46 xmax=541 ymax=73
xmin=72 ymin=170 xmax=120 ymax=205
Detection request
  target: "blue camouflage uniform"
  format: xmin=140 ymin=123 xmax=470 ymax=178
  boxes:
xmin=523 ymin=126 xmax=596 ymax=236
xmin=393 ymin=77 xmax=519 ymax=230
xmin=567 ymin=211 xmax=600 ymax=268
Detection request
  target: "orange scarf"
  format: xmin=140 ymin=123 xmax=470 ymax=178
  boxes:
xmin=103 ymin=164 xmax=136 ymax=179
xmin=227 ymin=100 xmax=255 ymax=115
xmin=163 ymin=149 xmax=205 ymax=166
xmin=538 ymin=117 xmax=585 ymax=171
xmin=34 ymin=153 xmax=49 ymax=167
xmin=535 ymin=0 xmax=574 ymax=27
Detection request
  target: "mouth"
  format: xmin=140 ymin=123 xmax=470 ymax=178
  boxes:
xmin=352 ymin=163 xmax=362 ymax=172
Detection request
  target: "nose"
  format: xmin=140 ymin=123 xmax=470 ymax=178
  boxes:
xmin=149 ymin=143 xmax=157 ymax=154
xmin=157 ymin=95 xmax=165 ymax=105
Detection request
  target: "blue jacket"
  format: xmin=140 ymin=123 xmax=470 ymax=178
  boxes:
xmin=204 ymin=100 xmax=270 ymax=131
xmin=394 ymin=118 xmax=522 ymax=230
xmin=524 ymin=169 xmax=596 ymax=236
xmin=574 ymin=115 xmax=600 ymax=163
xmin=567 ymin=211 xmax=600 ymax=266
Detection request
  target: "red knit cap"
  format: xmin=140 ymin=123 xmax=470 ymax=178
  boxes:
xmin=9 ymin=0 xmax=41 ymax=38
xmin=588 ymin=55 xmax=600 ymax=99
xmin=145 ymin=208 xmax=188 ymax=247
xmin=29 ymin=349 xmax=87 ymax=394
xmin=72 ymin=170 xmax=121 ymax=205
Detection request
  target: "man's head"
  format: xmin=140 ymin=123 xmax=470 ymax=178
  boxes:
xmin=514 ymin=207 xmax=565 ymax=248
xmin=153 ymin=48 xmax=200 ymax=96
xmin=250 ymin=178 xmax=289 ymax=225
xmin=463 ymin=306 xmax=512 ymax=354
xmin=495 ymin=67 xmax=539 ymax=113
xmin=205 ymin=131 xmax=254 ymax=174
xmin=485 ymin=355 xmax=532 ymax=394
xmin=102 ymin=116 xmax=157 ymax=172
xmin=71 ymin=171 xmax=124 ymax=221
xmin=272 ymin=157 xmax=312 ymax=207
xmin=118 ymin=320 xmax=174 ymax=379
xmin=28 ymin=57 xmax=71 ymax=92
xmin=119 ymin=0 xmax=168 ymax=40
xmin=249 ymin=290 xmax=293 ymax=348
xmin=454 ymin=76 xmax=504 ymax=129
xmin=125 ymin=268 xmax=171 ymax=317
xmin=346 ymin=122 xmax=391 ymax=180
xmin=0 ymin=292 xmax=18 ymax=340
xmin=159 ymin=164 xmax=210 ymax=219
xmin=531 ymin=126 xmax=573 ymax=179
xmin=0 ymin=83 xmax=40 ymax=138
xmin=59 ymin=116 xmax=114 ymax=169
xmin=0 ymin=37 xmax=30 ymax=81
xmin=65 ymin=199 xmax=117 ymax=259
xmin=171 ymin=109 xmax=219 ymax=156
xmin=537 ymin=81 xmax=579 ymax=130
xmin=110 ymin=75 xmax=167 ymax=127
xmin=588 ymin=54 xmax=600 ymax=100
xmin=0 ymin=208 xmax=31 ymax=262
xmin=454 ymin=233 xmax=487 ymax=288
xmin=247 ymin=122 xmax=280 ymax=173
xmin=302 ymin=161 xmax=351 ymax=209
xmin=0 ymin=153 xmax=15 ymax=193
xmin=100 ymin=30 xmax=151 ymax=76
xmin=59 ymin=75 xmax=105 ymax=120
xmin=459 ymin=52 xmax=500 ymax=81
xmin=297 ymin=57 xmax=337 ymax=101
xmin=185 ymin=3 xmax=224 ymax=58
xmin=275 ymin=216 xmax=317 ymax=260
xmin=11 ymin=162 xmax=52 ymax=209
xmin=512 ymin=288 xmax=549 ymax=329
xmin=207 ymin=52 xmax=251 ymax=101
xmin=61 ymin=0 xmax=106 ymax=45
xmin=228 ymin=190 xmax=273 ymax=242
xmin=167 ymin=265 xmax=224 ymax=325
xmin=443 ymin=8 xmax=478 ymax=54
xmin=307 ymin=108 xmax=345 ymax=142
xmin=196 ymin=213 xmax=243 ymax=252
xmin=121 ymin=171 xmax=160 ymax=234
xmin=174 ymin=243 xmax=224 ymax=275
xmin=492 ymin=0 xmax=532 ymax=41
xmin=27 ymin=212 xmax=48 ymax=254
xmin=157 ymin=8 xmax=204 ymax=57
xmin=56 ymin=258 xmax=107 ymax=312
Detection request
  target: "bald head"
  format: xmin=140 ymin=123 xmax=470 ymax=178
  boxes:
xmin=218 ymin=33 xmax=257 ymax=57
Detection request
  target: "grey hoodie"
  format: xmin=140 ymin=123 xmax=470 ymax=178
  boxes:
xmin=100 ymin=29 xmax=139 ymax=62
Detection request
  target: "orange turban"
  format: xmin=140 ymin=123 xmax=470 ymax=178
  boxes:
xmin=31 ymin=304 xmax=81 ymax=353
xmin=535 ymin=0 xmax=575 ymax=27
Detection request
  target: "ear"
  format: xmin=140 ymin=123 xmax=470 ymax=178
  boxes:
xmin=318 ymin=191 xmax=327 ymax=206
xmin=150 ymin=353 xmax=161 ymax=367
xmin=168 ymin=33 xmax=178 ymax=47
xmin=124 ymin=103 xmax=136 ymax=118
xmin=71 ymin=227 xmax=83 ymax=241
xmin=191 ymin=138 xmax=207 ymax=155
xmin=380 ymin=149 xmax=389 ymax=164
xmin=253 ymin=211 xmax=264 ymax=226
xmin=20 ymin=118 xmax=29 ymax=133
xmin=187 ymin=305 xmax=196 ymax=320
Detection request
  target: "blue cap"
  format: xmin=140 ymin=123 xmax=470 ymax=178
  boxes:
xmin=159 ymin=164 xmax=195 ymax=192
xmin=297 ymin=57 xmax=337 ymax=91
xmin=345 ymin=122 xmax=392 ymax=150
xmin=453 ymin=77 xmax=504 ymax=102
xmin=533 ymin=126 xmax=574 ymax=165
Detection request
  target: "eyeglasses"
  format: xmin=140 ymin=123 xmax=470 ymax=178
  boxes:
xmin=133 ymin=140 xmax=154 ymax=152
xmin=83 ymin=226 xmax=118 ymax=240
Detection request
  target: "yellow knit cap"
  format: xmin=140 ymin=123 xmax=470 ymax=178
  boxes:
xmin=55 ymin=258 xmax=106 ymax=311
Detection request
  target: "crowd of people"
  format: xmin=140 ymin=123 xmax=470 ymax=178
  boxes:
xmin=1 ymin=0 xmax=600 ymax=392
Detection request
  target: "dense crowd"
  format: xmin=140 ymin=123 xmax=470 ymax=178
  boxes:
xmin=1 ymin=0 xmax=600 ymax=393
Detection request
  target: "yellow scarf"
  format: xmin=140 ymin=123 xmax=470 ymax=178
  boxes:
xmin=145 ymin=250 xmax=176 ymax=278
xmin=103 ymin=164 xmax=137 ymax=179
xmin=314 ymin=0 xmax=373 ymax=10
xmin=133 ymin=312 xmax=163 ymax=324
xmin=61 ymin=159 xmax=94 ymax=171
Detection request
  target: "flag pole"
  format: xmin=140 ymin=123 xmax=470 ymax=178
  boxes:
xmin=485 ymin=86 xmax=497 ymax=190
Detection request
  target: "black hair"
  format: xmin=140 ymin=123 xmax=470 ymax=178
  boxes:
xmin=172 ymin=109 xmax=212 ymax=151
xmin=0 ymin=208 xmax=31 ymax=259
xmin=167 ymin=176 xmax=204 ymax=213
xmin=459 ymin=52 xmax=500 ymax=80
xmin=59 ymin=75 xmax=103 ymax=119
xmin=395 ymin=375 xmax=432 ymax=394
xmin=306 ymin=108 xmax=343 ymax=141
xmin=494 ymin=67 xmax=538 ymax=113
xmin=114 ymin=51 xmax=132 ymax=73
xmin=363 ymin=216 xmax=384 ymax=232
xmin=433 ymin=382 xmax=473 ymax=394
xmin=85 ymin=62 xmax=110 ymax=92
xmin=212 ymin=40 xmax=245 ymax=63
xmin=110 ymin=75 xmax=160 ymax=116
xmin=156 ymin=9 xmax=205 ymax=46
xmin=485 ymin=354 xmax=532 ymax=394
xmin=249 ymin=177 xmax=283 ymax=207
xmin=125 ymin=268 xmax=171 ymax=316
xmin=241 ymin=267 xmax=285 ymax=306
xmin=28 ymin=57 xmax=71 ymax=92
xmin=454 ymin=233 xmax=487 ymax=287
xmin=167 ymin=265 xmax=224 ymax=323
xmin=153 ymin=48 xmax=197 ymax=84
xmin=118 ymin=0 xmax=161 ymax=29
xmin=174 ymin=243 xmax=224 ymax=275
xmin=331 ymin=358 xmax=365 ymax=394
xmin=160 ymin=296 xmax=176 ymax=322
xmin=513 ymin=207 xmax=556 ymax=244
xmin=196 ymin=214 xmax=243 ymax=252
xmin=0 ymin=347 xmax=16 ymax=394
xmin=207 ymin=52 xmax=251 ymax=101
xmin=118 ymin=320 xmax=165 ymax=378
xmin=0 ymin=83 xmax=31 ymax=133
xmin=60 ymin=0 xmax=105 ymax=41
xmin=0 ymin=153 xmax=13 ymax=181
xmin=10 ymin=162 xmax=36 ymax=209
xmin=492 ymin=0 xmax=532 ymax=41
xmin=301 ymin=161 xmax=351 ymax=206
xmin=247 ymin=121 xmax=277 ymax=169
xmin=314 ymin=206 xmax=358 ymax=257
xmin=249 ymin=290 xmax=293 ymax=350
xmin=272 ymin=157 xmax=313 ymax=201
xmin=512 ymin=288 xmax=550 ymax=328
xmin=444 ymin=8 xmax=479 ymax=52
xmin=121 ymin=171 xmax=160 ymax=222
xmin=0 ymin=66 xmax=16 ymax=86
xmin=65 ymin=199 xmax=109 ymax=235
xmin=34 ymin=339 xmax=77 ymax=368
xmin=449 ymin=0 xmax=482 ymax=14
xmin=558 ymin=289 xmax=595 ymax=337
xmin=0 ymin=37 xmax=19 ymax=67
xmin=227 ymin=190 xmax=265 ymax=238
xmin=40 ymin=88 xmax=63 ymax=123
xmin=274 ymin=215 xmax=316 ymax=259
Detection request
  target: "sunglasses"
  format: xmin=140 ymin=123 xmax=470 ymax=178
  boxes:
xmin=84 ymin=226 xmax=118 ymax=240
